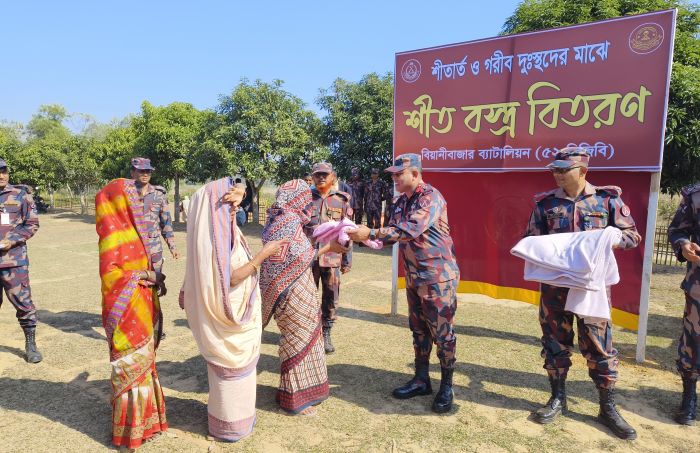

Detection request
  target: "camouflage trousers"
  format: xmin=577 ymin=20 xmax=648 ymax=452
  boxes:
xmin=312 ymin=262 xmax=341 ymax=328
xmin=677 ymin=293 xmax=700 ymax=378
xmin=367 ymin=209 xmax=382 ymax=229
xmin=145 ymin=239 xmax=164 ymax=273
xmin=406 ymin=279 xmax=457 ymax=370
xmin=353 ymin=209 xmax=364 ymax=226
xmin=0 ymin=266 xmax=37 ymax=328
xmin=539 ymin=283 xmax=618 ymax=389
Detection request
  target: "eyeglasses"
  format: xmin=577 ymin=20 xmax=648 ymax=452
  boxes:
xmin=550 ymin=166 xmax=580 ymax=174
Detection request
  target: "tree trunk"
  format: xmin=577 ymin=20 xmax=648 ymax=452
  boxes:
xmin=252 ymin=179 xmax=265 ymax=225
xmin=174 ymin=175 xmax=181 ymax=223
xmin=80 ymin=190 xmax=88 ymax=215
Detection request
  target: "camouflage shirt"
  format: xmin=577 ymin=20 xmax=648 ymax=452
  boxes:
xmin=525 ymin=181 xmax=641 ymax=250
xmin=668 ymin=182 xmax=700 ymax=298
xmin=0 ymin=184 xmax=40 ymax=268
xmin=365 ymin=179 xmax=388 ymax=212
xmin=347 ymin=177 xmax=365 ymax=211
xmin=139 ymin=183 xmax=176 ymax=253
xmin=379 ymin=183 xmax=460 ymax=285
xmin=304 ymin=188 xmax=353 ymax=269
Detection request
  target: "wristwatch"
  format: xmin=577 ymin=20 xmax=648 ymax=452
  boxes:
xmin=369 ymin=228 xmax=377 ymax=240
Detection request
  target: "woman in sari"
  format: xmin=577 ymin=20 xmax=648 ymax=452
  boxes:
xmin=179 ymin=178 xmax=283 ymax=441
xmin=96 ymin=178 xmax=168 ymax=450
xmin=259 ymin=179 xmax=347 ymax=415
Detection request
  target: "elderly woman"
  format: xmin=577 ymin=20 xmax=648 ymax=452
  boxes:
xmin=179 ymin=178 xmax=283 ymax=441
xmin=96 ymin=178 xmax=169 ymax=449
xmin=260 ymin=179 xmax=347 ymax=416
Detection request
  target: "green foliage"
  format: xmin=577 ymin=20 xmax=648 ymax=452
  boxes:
xmin=26 ymin=104 xmax=71 ymax=140
xmin=502 ymin=0 xmax=700 ymax=193
xmin=317 ymin=73 xmax=394 ymax=180
xmin=211 ymin=79 xmax=326 ymax=220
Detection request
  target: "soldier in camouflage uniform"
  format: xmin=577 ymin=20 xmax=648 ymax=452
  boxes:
xmin=364 ymin=168 xmax=388 ymax=229
xmin=525 ymin=148 xmax=639 ymax=439
xmin=668 ymin=182 xmax=700 ymax=425
xmin=304 ymin=162 xmax=353 ymax=354
xmin=130 ymin=158 xmax=180 ymax=273
xmin=347 ymin=167 xmax=366 ymax=225
xmin=350 ymin=153 xmax=460 ymax=414
xmin=383 ymin=180 xmax=395 ymax=227
xmin=0 ymin=158 xmax=42 ymax=363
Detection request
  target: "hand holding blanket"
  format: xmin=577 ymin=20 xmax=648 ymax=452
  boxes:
xmin=312 ymin=218 xmax=383 ymax=249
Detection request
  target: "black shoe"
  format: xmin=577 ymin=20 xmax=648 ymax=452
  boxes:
xmin=23 ymin=327 xmax=43 ymax=364
xmin=674 ymin=376 xmax=697 ymax=425
xmin=431 ymin=368 xmax=454 ymax=413
xmin=534 ymin=375 xmax=567 ymax=424
xmin=322 ymin=328 xmax=335 ymax=354
xmin=598 ymin=387 xmax=637 ymax=440
xmin=393 ymin=360 xmax=432 ymax=399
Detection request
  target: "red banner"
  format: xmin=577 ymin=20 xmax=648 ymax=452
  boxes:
xmin=394 ymin=11 xmax=676 ymax=330
xmin=395 ymin=10 xmax=675 ymax=172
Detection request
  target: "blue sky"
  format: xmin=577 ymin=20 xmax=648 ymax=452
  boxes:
xmin=2 ymin=1 xmax=521 ymax=125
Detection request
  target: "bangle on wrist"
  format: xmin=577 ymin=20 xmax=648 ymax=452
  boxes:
xmin=249 ymin=261 xmax=259 ymax=273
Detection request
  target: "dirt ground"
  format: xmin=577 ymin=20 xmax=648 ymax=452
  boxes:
xmin=0 ymin=211 xmax=698 ymax=452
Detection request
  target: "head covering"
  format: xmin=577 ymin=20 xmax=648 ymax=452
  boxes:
xmin=259 ymin=180 xmax=315 ymax=326
xmin=370 ymin=168 xmax=379 ymax=174
xmin=0 ymin=158 xmax=7 ymax=169
xmin=385 ymin=153 xmax=422 ymax=173
xmin=546 ymin=147 xmax=590 ymax=169
xmin=131 ymin=157 xmax=155 ymax=171
xmin=312 ymin=162 xmax=333 ymax=174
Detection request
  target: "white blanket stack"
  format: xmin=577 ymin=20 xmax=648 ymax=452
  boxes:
xmin=510 ymin=227 xmax=622 ymax=320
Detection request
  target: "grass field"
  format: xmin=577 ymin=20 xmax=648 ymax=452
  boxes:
xmin=0 ymin=211 xmax=697 ymax=452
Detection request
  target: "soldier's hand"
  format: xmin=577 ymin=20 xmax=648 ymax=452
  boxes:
xmin=172 ymin=250 xmax=181 ymax=260
xmin=348 ymin=225 xmax=371 ymax=242
xmin=0 ymin=239 xmax=10 ymax=251
xmin=681 ymin=242 xmax=700 ymax=263
xmin=327 ymin=239 xmax=349 ymax=254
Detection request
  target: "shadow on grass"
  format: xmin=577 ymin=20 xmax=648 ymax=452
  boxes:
xmin=0 ymin=344 xmax=25 ymax=359
xmin=38 ymin=309 xmax=105 ymax=341
xmin=0 ymin=371 xmax=112 ymax=446
xmin=50 ymin=210 xmax=96 ymax=225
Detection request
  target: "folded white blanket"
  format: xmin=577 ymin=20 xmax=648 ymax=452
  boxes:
xmin=510 ymin=227 xmax=622 ymax=320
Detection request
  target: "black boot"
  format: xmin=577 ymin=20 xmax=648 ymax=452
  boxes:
xmin=393 ymin=360 xmax=432 ymax=399
xmin=23 ymin=327 xmax=43 ymax=363
xmin=674 ymin=376 xmax=697 ymax=425
xmin=534 ymin=375 xmax=567 ymax=424
xmin=597 ymin=387 xmax=637 ymax=440
xmin=322 ymin=327 xmax=335 ymax=354
xmin=432 ymin=367 xmax=454 ymax=413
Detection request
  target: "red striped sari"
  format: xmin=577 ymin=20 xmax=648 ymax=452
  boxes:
xmin=96 ymin=178 xmax=167 ymax=448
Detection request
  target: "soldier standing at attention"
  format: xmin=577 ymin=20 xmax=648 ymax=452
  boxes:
xmin=525 ymin=147 xmax=640 ymax=440
xmin=668 ymin=182 xmax=700 ymax=425
xmin=364 ymin=168 xmax=387 ymax=229
xmin=347 ymin=167 xmax=366 ymax=226
xmin=349 ymin=153 xmax=459 ymax=414
xmin=130 ymin=157 xmax=180 ymax=273
xmin=0 ymin=158 xmax=42 ymax=363
xmin=304 ymin=162 xmax=353 ymax=354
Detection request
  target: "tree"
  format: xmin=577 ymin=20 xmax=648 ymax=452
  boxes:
xmin=26 ymin=104 xmax=71 ymax=140
xmin=214 ymin=79 xmax=327 ymax=223
xmin=502 ymin=0 xmax=700 ymax=193
xmin=133 ymin=101 xmax=205 ymax=222
xmin=96 ymin=118 xmax=139 ymax=182
xmin=64 ymin=136 xmax=102 ymax=214
xmin=317 ymin=72 xmax=394 ymax=180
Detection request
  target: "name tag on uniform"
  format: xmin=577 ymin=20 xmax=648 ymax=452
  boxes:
xmin=0 ymin=213 xmax=9 ymax=225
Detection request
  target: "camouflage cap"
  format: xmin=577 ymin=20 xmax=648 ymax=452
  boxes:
xmin=131 ymin=157 xmax=155 ymax=171
xmin=546 ymin=147 xmax=590 ymax=169
xmin=385 ymin=153 xmax=422 ymax=173
xmin=0 ymin=158 xmax=6 ymax=169
xmin=312 ymin=162 xmax=333 ymax=174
